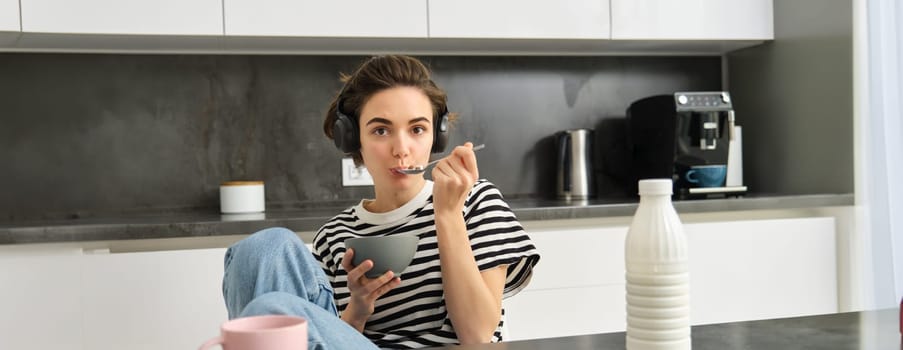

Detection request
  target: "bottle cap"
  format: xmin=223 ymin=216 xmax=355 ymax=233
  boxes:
xmin=638 ymin=179 xmax=673 ymax=195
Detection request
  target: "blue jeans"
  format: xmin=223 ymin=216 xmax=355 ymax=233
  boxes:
xmin=223 ymin=227 xmax=378 ymax=350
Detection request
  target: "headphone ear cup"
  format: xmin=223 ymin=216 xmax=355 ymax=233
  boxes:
xmin=431 ymin=110 xmax=449 ymax=153
xmin=333 ymin=111 xmax=359 ymax=153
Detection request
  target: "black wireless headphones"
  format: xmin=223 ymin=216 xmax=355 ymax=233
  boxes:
xmin=332 ymin=94 xmax=449 ymax=154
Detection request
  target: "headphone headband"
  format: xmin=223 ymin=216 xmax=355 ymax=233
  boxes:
xmin=332 ymin=94 xmax=449 ymax=154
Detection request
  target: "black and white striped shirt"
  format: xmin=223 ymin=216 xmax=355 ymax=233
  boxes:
xmin=313 ymin=179 xmax=540 ymax=348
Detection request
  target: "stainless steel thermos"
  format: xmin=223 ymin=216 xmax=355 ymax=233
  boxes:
xmin=556 ymin=129 xmax=596 ymax=200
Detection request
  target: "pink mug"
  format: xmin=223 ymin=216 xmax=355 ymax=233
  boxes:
xmin=199 ymin=315 xmax=308 ymax=350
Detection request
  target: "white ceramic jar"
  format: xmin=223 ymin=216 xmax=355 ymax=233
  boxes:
xmin=219 ymin=181 xmax=265 ymax=214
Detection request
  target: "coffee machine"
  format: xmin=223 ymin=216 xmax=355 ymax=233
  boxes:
xmin=626 ymin=91 xmax=747 ymax=199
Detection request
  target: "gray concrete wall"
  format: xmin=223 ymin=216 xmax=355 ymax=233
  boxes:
xmin=727 ymin=0 xmax=853 ymax=195
xmin=0 ymin=55 xmax=720 ymax=221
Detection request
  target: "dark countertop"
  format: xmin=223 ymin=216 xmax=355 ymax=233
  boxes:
xmin=0 ymin=193 xmax=852 ymax=245
xmin=427 ymin=308 xmax=900 ymax=350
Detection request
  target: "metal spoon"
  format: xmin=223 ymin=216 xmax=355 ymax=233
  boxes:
xmin=394 ymin=144 xmax=485 ymax=175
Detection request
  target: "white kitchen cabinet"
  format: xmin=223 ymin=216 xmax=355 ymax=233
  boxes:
xmin=505 ymin=285 xmax=626 ymax=340
xmin=224 ymin=0 xmax=427 ymax=38
xmin=504 ymin=215 xmax=836 ymax=341
xmin=20 ymin=0 xmax=223 ymax=35
xmin=81 ymin=248 xmax=227 ymax=350
xmin=0 ymin=245 xmax=85 ymax=349
xmin=685 ymin=217 xmax=837 ymax=325
xmin=5 ymin=0 xmax=773 ymax=53
xmin=518 ymin=225 xmax=628 ymax=291
xmin=611 ymin=0 xmax=773 ymax=40
xmin=428 ymin=0 xmax=609 ymax=39
xmin=503 ymin=225 xmax=627 ymax=339
xmin=0 ymin=244 xmax=228 ymax=350
xmin=0 ymin=0 xmax=19 ymax=31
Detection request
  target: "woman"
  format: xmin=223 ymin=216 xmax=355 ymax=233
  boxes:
xmin=222 ymin=55 xmax=539 ymax=349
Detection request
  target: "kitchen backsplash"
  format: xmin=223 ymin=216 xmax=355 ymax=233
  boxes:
xmin=0 ymin=54 xmax=721 ymax=221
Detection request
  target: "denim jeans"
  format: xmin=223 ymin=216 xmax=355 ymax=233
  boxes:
xmin=222 ymin=227 xmax=379 ymax=350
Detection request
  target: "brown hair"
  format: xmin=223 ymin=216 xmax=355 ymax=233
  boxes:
xmin=322 ymin=55 xmax=457 ymax=165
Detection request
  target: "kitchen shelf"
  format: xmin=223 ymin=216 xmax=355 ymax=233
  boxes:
xmin=0 ymin=32 xmax=766 ymax=56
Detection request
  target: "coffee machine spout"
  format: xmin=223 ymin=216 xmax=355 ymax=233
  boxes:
xmin=700 ymin=113 xmax=718 ymax=150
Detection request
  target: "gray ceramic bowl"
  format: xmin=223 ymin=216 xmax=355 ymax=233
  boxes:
xmin=345 ymin=235 xmax=419 ymax=278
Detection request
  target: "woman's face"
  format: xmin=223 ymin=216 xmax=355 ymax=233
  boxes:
xmin=358 ymin=86 xmax=434 ymax=188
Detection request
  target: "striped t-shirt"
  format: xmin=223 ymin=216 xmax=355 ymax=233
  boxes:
xmin=313 ymin=179 xmax=540 ymax=348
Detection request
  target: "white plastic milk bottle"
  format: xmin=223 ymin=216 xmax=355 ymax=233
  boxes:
xmin=625 ymin=179 xmax=691 ymax=350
